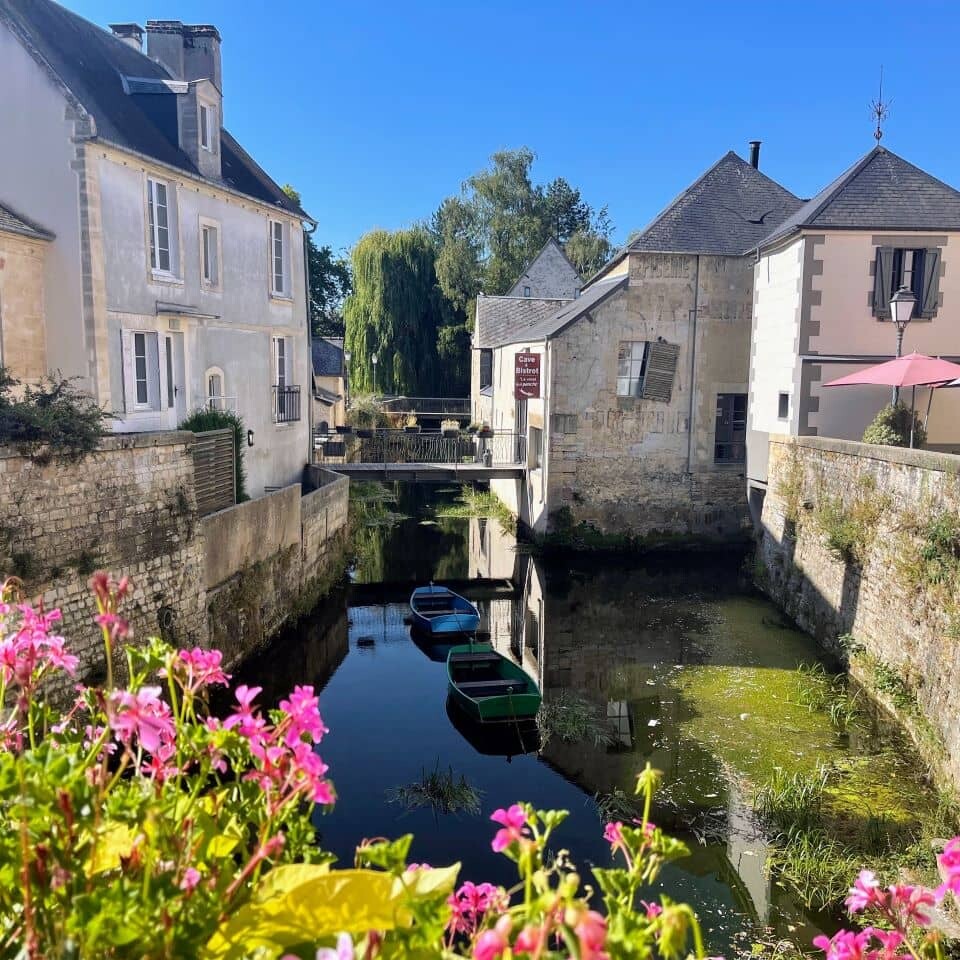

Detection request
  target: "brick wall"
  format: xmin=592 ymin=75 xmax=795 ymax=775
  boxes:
xmin=759 ymin=435 xmax=960 ymax=787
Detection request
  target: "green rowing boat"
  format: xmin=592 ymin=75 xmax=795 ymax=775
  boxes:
xmin=445 ymin=643 xmax=541 ymax=723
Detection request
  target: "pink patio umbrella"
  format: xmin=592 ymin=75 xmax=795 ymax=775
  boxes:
xmin=824 ymin=353 xmax=960 ymax=447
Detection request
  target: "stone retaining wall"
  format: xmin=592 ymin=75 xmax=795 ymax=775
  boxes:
xmin=0 ymin=435 xmax=350 ymax=686
xmin=758 ymin=434 xmax=960 ymax=787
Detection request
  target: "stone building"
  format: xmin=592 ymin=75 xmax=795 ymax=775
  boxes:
xmin=471 ymin=239 xmax=580 ymax=425
xmin=0 ymin=202 xmax=53 ymax=383
xmin=0 ymin=0 xmax=314 ymax=496
xmin=473 ymin=148 xmax=802 ymax=540
xmin=747 ymin=145 xmax=960 ymax=502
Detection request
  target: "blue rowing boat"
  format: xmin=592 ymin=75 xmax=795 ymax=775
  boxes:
xmin=409 ymin=584 xmax=480 ymax=636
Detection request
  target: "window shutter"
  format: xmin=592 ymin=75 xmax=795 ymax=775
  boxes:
xmin=120 ymin=330 xmax=135 ymax=413
xmin=920 ymin=248 xmax=941 ymax=318
xmin=640 ymin=340 xmax=680 ymax=403
xmin=873 ymin=247 xmax=893 ymax=318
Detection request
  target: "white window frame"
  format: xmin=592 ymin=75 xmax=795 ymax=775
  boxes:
xmin=199 ymin=217 xmax=221 ymax=291
xmin=121 ymin=329 xmax=163 ymax=413
xmin=146 ymin=176 xmax=179 ymax=280
xmin=199 ymin=100 xmax=215 ymax=152
xmin=269 ymin=220 xmax=289 ymax=298
xmin=205 ymin=365 xmax=225 ymax=410
xmin=616 ymin=341 xmax=649 ymax=397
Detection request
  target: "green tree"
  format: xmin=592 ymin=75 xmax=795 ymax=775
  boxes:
xmin=282 ymin=185 xmax=352 ymax=339
xmin=343 ymin=228 xmax=448 ymax=395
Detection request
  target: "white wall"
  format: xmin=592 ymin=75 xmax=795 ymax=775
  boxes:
xmin=96 ymin=151 xmax=310 ymax=497
xmin=747 ymin=237 xmax=803 ymax=484
xmin=0 ymin=23 xmax=86 ymax=387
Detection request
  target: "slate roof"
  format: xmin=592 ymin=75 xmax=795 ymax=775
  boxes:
xmin=312 ymin=337 xmax=345 ymax=378
xmin=0 ymin=0 xmax=308 ymax=219
xmin=475 ymin=296 xmax=572 ymax=349
xmin=497 ymin=277 xmax=628 ymax=346
xmin=507 ymin=238 xmax=581 ymax=296
xmin=627 ymin=151 xmax=802 ymax=257
xmin=0 ymin=201 xmax=53 ymax=240
xmin=760 ymin=146 xmax=960 ymax=248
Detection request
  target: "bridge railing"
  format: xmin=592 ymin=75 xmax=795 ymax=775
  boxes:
xmin=317 ymin=429 xmax=525 ymax=466
xmin=378 ymin=396 xmax=470 ymax=416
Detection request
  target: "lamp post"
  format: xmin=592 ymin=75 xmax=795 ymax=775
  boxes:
xmin=890 ymin=285 xmax=917 ymax=403
xmin=371 ymin=352 xmax=378 ymax=397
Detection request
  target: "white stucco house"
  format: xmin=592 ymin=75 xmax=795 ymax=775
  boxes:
xmin=0 ymin=1 xmax=314 ymax=496
xmin=747 ymin=146 xmax=960 ymax=503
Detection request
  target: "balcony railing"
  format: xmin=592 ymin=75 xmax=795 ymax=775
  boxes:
xmin=273 ymin=384 xmax=301 ymax=423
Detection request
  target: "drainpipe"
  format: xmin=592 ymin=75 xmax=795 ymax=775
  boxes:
xmin=686 ymin=255 xmax=701 ymax=474
xmin=302 ymin=218 xmax=318 ymax=477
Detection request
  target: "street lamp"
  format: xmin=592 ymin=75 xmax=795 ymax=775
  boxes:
xmin=890 ymin=285 xmax=917 ymax=403
xmin=371 ymin=352 xmax=378 ymax=396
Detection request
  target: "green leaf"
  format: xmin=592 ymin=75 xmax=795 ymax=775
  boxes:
xmin=86 ymin=822 xmax=137 ymax=874
xmin=251 ymin=863 xmax=332 ymax=904
xmin=203 ymin=869 xmax=399 ymax=959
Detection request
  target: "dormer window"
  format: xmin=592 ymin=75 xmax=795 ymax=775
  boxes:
xmin=199 ymin=101 xmax=215 ymax=152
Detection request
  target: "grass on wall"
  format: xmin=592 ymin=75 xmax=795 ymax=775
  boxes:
xmin=813 ymin=474 xmax=890 ymax=566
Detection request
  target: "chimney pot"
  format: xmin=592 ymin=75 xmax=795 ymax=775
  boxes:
xmin=110 ymin=23 xmax=144 ymax=51
xmin=749 ymin=140 xmax=761 ymax=169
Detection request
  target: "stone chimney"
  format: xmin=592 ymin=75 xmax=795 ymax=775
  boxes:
xmin=109 ymin=23 xmax=144 ymax=52
xmin=145 ymin=20 xmax=223 ymax=180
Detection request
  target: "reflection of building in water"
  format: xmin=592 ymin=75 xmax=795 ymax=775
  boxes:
xmin=725 ymin=777 xmax=771 ymax=924
xmin=468 ymin=515 xmax=518 ymax=581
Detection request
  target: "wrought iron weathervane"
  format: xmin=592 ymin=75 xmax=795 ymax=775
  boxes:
xmin=870 ymin=66 xmax=891 ymax=144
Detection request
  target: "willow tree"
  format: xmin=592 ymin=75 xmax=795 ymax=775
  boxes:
xmin=344 ymin=229 xmax=448 ymax=396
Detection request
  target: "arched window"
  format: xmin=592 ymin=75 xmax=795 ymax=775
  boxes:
xmin=205 ymin=366 xmax=225 ymax=410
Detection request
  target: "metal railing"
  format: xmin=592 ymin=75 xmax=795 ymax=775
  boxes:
xmin=378 ymin=396 xmax=470 ymax=416
xmin=272 ymin=384 xmax=301 ymax=423
xmin=316 ymin=429 xmax=525 ymax=466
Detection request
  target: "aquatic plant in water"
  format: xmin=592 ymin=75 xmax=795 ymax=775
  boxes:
xmin=388 ymin=763 xmax=483 ymax=817
xmin=537 ymin=691 xmax=617 ymax=748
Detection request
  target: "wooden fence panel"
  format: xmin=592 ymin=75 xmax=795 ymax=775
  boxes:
xmin=193 ymin=429 xmax=236 ymax=517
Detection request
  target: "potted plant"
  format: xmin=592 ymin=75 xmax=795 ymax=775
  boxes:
xmin=356 ymin=427 xmax=373 ymax=439
xmin=441 ymin=418 xmax=460 ymax=438
xmin=403 ymin=415 xmax=420 ymax=434
xmin=466 ymin=423 xmax=479 ymax=435
xmin=335 ymin=423 xmax=353 ymax=435
xmin=478 ymin=422 xmax=493 ymax=438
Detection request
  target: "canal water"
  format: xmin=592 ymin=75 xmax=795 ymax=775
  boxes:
xmin=235 ymin=485 xmax=929 ymax=952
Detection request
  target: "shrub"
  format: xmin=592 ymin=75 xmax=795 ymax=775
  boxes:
xmin=862 ymin=402 xmax=926 ymax=448
xmin=0 ymin=368 xmax=111 ymax=463
xmin=345 ymin=394 xmax=390 ymax=429
xmin=814 ymin=475 xmax=889 ymax=566
xmin=179 ymin=407 xmax=247 ymax=502
xmin=0 ymin=575 xmax=709 ymax=959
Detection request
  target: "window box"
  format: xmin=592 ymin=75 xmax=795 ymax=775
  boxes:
xmin=356 ymin=428 xmax=373 ymax=439
xmin=335 ymin=424 xmax=352 ymax=435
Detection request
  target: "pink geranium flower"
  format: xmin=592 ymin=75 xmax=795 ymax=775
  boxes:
xmin=109 ymin=686 xmax=175 ymax=754
xmin=574 ymin=910 xmax=608 ymax=960
xmin=938 ymin=837 xmax=960 ymax=895
xmin=813 ymin=929 xmax=874 ymax=960
xmin=315 ymin=933 xmax=353 ymax=960
xmin=846 ymin=870 xmax=883 ymax=913
xmin=490 ymin=804 xmax=528 ymax=852
xmin=473 ymin=916 xmax=512 ymax=960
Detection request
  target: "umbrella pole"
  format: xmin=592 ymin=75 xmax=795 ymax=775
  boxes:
xmin=910 ymin=385 xmax=916 ymax=448
xmin=924 ymin=385 xmax=936 ymax=434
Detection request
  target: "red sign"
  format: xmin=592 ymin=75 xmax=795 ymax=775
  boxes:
xmin=514 ymin=352 xmax=541 ymax=399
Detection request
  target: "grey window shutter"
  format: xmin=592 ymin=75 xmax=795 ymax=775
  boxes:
xmin=920 ymin=248 xmax=941 ymax=318
xmin=873 ymin=247 xmax=893 ymax=318
xmin=640 ymin=340 xmax=680 ymax=402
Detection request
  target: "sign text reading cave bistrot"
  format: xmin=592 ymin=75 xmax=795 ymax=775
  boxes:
xmin=514 ymin=352 xmax=541 ymax=399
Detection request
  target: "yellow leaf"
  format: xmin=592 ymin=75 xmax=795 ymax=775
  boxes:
xmin=390 ymin=863 xmax=460 ymax=901
xmin=251 ymin=862 xmax=332 ymax=904
xmin=203 ymin=870 xmax=397 ymax=959
xmin=87 ymin=822 xmax=137 ymax=874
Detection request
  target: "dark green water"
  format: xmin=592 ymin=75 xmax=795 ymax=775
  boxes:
xmin=236 ymin=485 xmax=930 ymax=952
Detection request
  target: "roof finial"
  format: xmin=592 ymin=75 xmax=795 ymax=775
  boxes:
xmin=870 ymin=66 xmax=890 ymax=144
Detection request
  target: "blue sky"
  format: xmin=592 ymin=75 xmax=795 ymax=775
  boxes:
xmin=72 ymin=0 xmax=960 ymax=255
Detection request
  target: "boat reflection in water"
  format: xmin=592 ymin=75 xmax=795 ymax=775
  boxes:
xmin=445 ymin=695 xmax=540 ymax=760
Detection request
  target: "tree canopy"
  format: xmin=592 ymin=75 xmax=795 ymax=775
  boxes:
xmin=282 ymin=185 xmax=352 ymax=339
xmin=343 ymin=228 xmax=452 ymax=396
xmin=342 ymin=149 xmax=612 ymax=397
